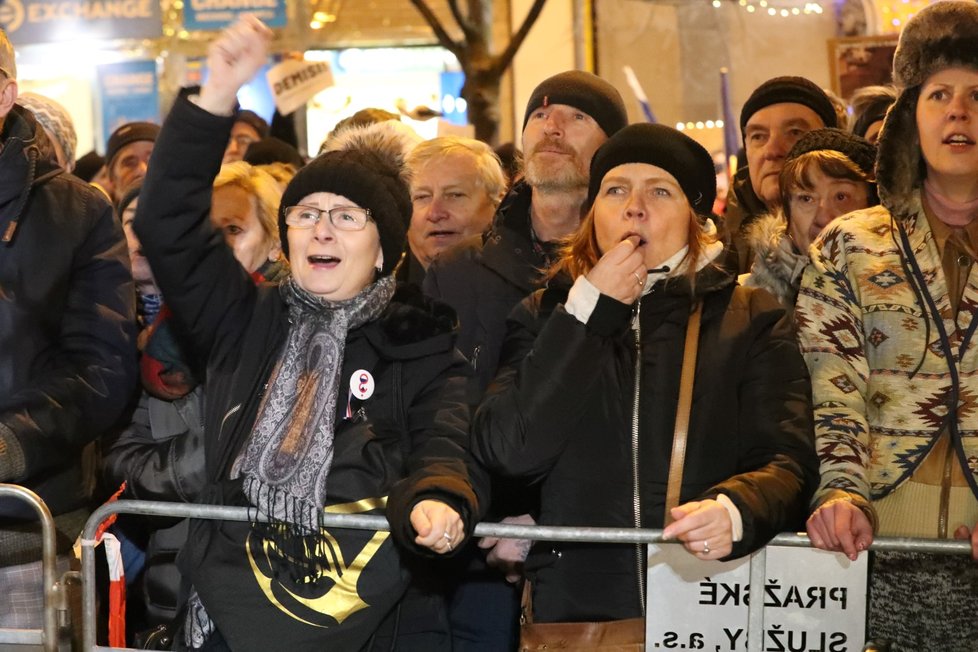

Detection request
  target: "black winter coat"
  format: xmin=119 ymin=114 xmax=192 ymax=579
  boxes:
xmin=424 ymin=181 xmax=554 ymax=402
xmin=135 ymin=96 xmax=488 ymax=651
xmin=472 ymin=267 xmax=818 ymax=623
xmin=0 ymin=105 xmax=136 ymax=553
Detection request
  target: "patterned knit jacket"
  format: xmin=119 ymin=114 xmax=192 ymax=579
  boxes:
xmin=795 ymin=193 xmax=978 ymax=521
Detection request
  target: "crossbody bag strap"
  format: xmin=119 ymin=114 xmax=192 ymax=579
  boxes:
xmin=663 ymin=300 xmax=703 ymax=527
xmin=520 ymin=580 xmax=534 ymax=625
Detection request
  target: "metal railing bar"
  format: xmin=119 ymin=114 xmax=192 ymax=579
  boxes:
xmin=79 ymin=499 xmax=976 ymax=652
xmin=747 ymin=547 xmax=767 ymax=652
xmin=0 ymin=484 xmax=60 ymax=652
xmin=0 ymin=627 xmax=43 ymax=644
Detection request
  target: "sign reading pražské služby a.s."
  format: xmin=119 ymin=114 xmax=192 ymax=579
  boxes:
xmin=183 ymin=0 xmax=285 ymax=31
xmin=647 ymin=544 xmax=867 ymax=651
xmin=0 ymin=0 xmax=161 ymax=45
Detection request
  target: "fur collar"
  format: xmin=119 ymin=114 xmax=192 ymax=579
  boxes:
xmin=366 ymin=283 xmax=458 ymax=357
xmin=742 ymin=211 xmax=808 ymax=308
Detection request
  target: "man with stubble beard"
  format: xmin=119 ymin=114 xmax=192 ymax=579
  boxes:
xmin=422 ymin=70 xmax=627 ymax=652
xmin=425 ymin=71 xmax=627 ymax=398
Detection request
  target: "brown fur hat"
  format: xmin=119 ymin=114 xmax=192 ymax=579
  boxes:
xmin=876 ymin=1 xmax=978 ymax=217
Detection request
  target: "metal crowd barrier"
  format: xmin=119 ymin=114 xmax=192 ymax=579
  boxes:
xmin=0 ymin=483 xmax=78 ymax=652
xmin=68 ymin=499 xmax=973 ymax=652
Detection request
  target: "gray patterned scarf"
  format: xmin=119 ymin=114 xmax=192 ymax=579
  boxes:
xmin=240 ymin=274 xmax=396 ymax=533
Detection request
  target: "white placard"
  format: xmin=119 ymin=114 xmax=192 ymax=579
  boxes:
xmin=436 ymin=119 xmax=475 ymax=138
xmin=267 ymin=59 xmax=335 ymax=116
xmin=647 ymin=544 xmax=867 ymax=651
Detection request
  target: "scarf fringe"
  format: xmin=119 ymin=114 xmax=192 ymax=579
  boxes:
xmin=243 ymin=476 xmax=333 ymax=584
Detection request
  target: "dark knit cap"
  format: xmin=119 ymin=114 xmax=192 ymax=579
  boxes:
xmin=106 ymin=121 xmax=160 ymax=167
xmin=235 ymin=109 xmax=270 ymax=139
xmin=586 ymin=123 xmax=716 ymax=215
xmin=522 ymin=70 xmax=628 ymax=137
xmin=244 ymin=136 xmax=304 ymax=168
xmin=278 ymin=149 xmax=408 ymax=276
xmin=739 ymin=76 xmax=838 ymax=137
xmin=786 ymin=128 xmax=877 ymax=177
xmin=74 ymin=150 xmax=105 ymax=183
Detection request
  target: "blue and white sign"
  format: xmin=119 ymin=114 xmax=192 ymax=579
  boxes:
xmin=98 ymin=60 xmax=159 ymax=145
xmin=439 ymin=70 xmax=467 ymax=127
xmin=182 ymin=0 xmax=285 ymax=31
xmin=0 ymin=0 xmax=161 ymax=45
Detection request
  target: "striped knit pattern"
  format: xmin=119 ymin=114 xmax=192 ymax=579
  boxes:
xmin=795 ymin=192 xmax=978 ymax=512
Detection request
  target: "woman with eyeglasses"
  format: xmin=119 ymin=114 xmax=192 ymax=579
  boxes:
xmin=133 ymin=16 xmax=486 ymax=652
xmin=740 ymin=128 xmax=878 ymax=314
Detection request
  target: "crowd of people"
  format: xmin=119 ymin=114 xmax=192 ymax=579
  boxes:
xmin=1 ymin=2 xmax=978 ymax=650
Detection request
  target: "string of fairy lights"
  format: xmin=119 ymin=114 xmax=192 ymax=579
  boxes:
xmin=711 ymin=0 xmax=825 ymax=17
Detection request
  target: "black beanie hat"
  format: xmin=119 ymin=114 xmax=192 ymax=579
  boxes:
xmin=586 ymin=123 xmax=716 ymax=215
xmin=522 ymin=70 xmax=628 ymax=137
xmin=244 ymin=136 xmax=304 ymax=168
xmin=278 ymin=149 xmax=408 ymax=276
xmin=785 ymin=128 xmax=877 ymax=177
xmin=739 ymin=76 xmax=838 ymax=137
xmin=106 ymin=121 xmax=160 ymax=167
xmin=235 ymin=109 xmax=270 ymax=139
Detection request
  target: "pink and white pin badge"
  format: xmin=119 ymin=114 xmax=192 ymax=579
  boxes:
xmin=350 ymin=369 xmax=375 ymax=400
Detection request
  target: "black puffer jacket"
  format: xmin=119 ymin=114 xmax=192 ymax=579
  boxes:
xmin=424 ymin=181 xmax=553 ymax=402
xmin=0 ymin=104 xmax=136 ymax=562
xmin=135 ymin=96 xmax=488 ymax=652
xmin=473 ymin=266 xmax=818 ymax=623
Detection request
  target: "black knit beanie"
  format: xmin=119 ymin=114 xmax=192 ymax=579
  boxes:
xmin=786 ymin=128 xmax=877 ymax=178
xmin=586 ymin=123 xmax=716 ymax=215
xmin=235 ymin=109 xmax=270 ymax=139
xmin=278 ymin=149 xmax=408 ymax=276
xmin=106 ymin=121 xmax=160 ymax=167
xmin=522 ymin=70 xmax=628 ymax=138
xmin=244 ymin=136 xmax=304 ymax=168
xmin=739 ymin=76 xmax=838 ymax=137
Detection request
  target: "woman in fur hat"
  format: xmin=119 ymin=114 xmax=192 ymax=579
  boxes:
xmin=797 ymin=2 xmax=978 ymax=648
xmin=741 ymin=128 xmax=878 ymax=314
xmin=473 ymin=123 xmax=818 ymax=631
xmin=132 ymin=16 xmax=486 ymax=651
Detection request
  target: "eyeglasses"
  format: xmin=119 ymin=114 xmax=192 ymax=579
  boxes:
xmin=231 ymin=134 xmax=258 ymax=150
xmin=284 ymin=205 xmax=373 ymax=231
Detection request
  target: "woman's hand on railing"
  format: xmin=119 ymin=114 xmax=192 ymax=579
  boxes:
xmin=806 ymin=497 xmax=873 ymax=561
xmin=953 ymin=524 xmax=978 ymax=562
xmin=662 ymin=499 xmax=733 ymax=560
xmin=411 ymin=499 xmax=464 ymax=555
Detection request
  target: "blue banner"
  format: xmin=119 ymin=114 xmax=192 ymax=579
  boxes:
xmin=182 ymin=0 xmax=285 ymax=30
xmin=98 ymin=60 xmax=159 ymax=148
xmin=438 ymin=71 xmax=467 ymax=127
xmin=0 ymin=0 xmax=161 ymax=45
